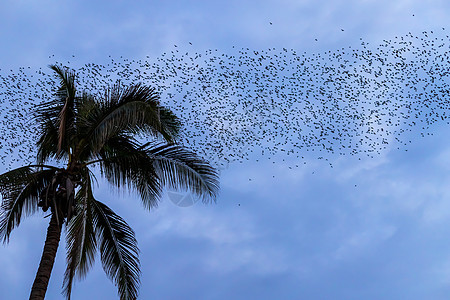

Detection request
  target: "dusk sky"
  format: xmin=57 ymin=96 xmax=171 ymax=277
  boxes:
xmin=3 ymin=1 xmax=450 ymax=299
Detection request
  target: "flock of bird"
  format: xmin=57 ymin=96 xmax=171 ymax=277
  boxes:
xmin=1 ymin=29 xmax=450 ymax=170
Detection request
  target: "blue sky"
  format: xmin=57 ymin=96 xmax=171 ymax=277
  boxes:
xmin=2 ymin=0 xmax=450 ymax=299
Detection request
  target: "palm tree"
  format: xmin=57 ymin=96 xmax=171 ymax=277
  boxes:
xmin=0 ymin=65 xmax=219 ymax=299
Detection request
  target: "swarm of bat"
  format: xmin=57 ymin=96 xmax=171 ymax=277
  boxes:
xmin=1 ymin=30 xmax=449 ymax=170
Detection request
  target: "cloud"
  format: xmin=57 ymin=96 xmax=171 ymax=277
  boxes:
xmin=332 ymin=224 xmax=397 ymax=261
xmin=137 ymin=198 xmax=292 ymax=275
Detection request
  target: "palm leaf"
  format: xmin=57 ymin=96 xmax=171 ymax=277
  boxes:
xmin=91 ymin=135 xmax=162 ymax=209
xmin=146 ymin=143 xmax=220 ymax=203
xmin=34 ymin=65 xmax=78 ymax=156
xmin=34 ymin=65 xmax=76 ymax=121
xmin=63 ymin=170 xmax=97 ymax=299
xmin=92 ymin=200 xmax=140 ymax=300
xmin=156 ymin=105 xmax=181 ymax=140
xmin=36 ymin=114 xmax=62 ymax=163
xmin=0 ymin=166 xmax=57 ymax=243
xmin=52 ymin=65 xmax=77 ymax=154
xmin=79 ymin=84 xmax=179 ymax=154
xmin=49 ymin=64 xmax=76 ymax=101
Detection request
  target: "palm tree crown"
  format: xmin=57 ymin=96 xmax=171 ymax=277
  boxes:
xmin=0 ymin=65 xmax=219 ymax=299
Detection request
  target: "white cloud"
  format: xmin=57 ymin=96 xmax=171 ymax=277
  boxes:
xmin=332 ymin=224 xmax=397 ymax=261
xmin=205 ymin=243 xmax=289 ymax=275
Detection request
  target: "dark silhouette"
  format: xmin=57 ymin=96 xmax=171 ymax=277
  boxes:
xmin=0 ymin=65 xmax=219 ymax=299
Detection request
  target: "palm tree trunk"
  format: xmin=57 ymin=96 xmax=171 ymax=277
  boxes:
xmin=29 ymin=212 xmax=63 ymax=300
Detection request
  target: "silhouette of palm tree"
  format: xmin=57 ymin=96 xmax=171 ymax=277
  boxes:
xmin=0 ymin=65 xmax=219 ymax=299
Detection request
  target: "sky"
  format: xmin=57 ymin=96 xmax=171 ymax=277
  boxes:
xmin=3 ymin=0 xmax=450 ymax=299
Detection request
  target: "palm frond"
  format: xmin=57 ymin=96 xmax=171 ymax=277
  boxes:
xmin=92 ymin=200 xmax=140 ymax=300
xmin=0 ymin=166 xmax=33 ymax=190
xmin=58 ymin=99 xmax=70 ymax=153
xmin=34 ymin=65 xmax=79 ymax=159
xmin=78 ymin=84 xmax=179 ymax=154
xmin=146 ymin=143 xmax=220 ymax=203
xmin=36 ymin=114 xmax=63 ymax=163
xmin=158 ymin=106 xmax=181 ymax=140
xmin=49 ymin=64 xmax=76 ymax=101
xmin=95 ymin=135 xmax=162 ymax=209
xmin=34 ymin=65 xmax=76 ymax=120
xmin=51 ymin=65 xmax=77 ymax=154
xmin=63 ymin=170 xmax=97 ymax=299
xmin=0 ymin=166 xmax=57 ymax=243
